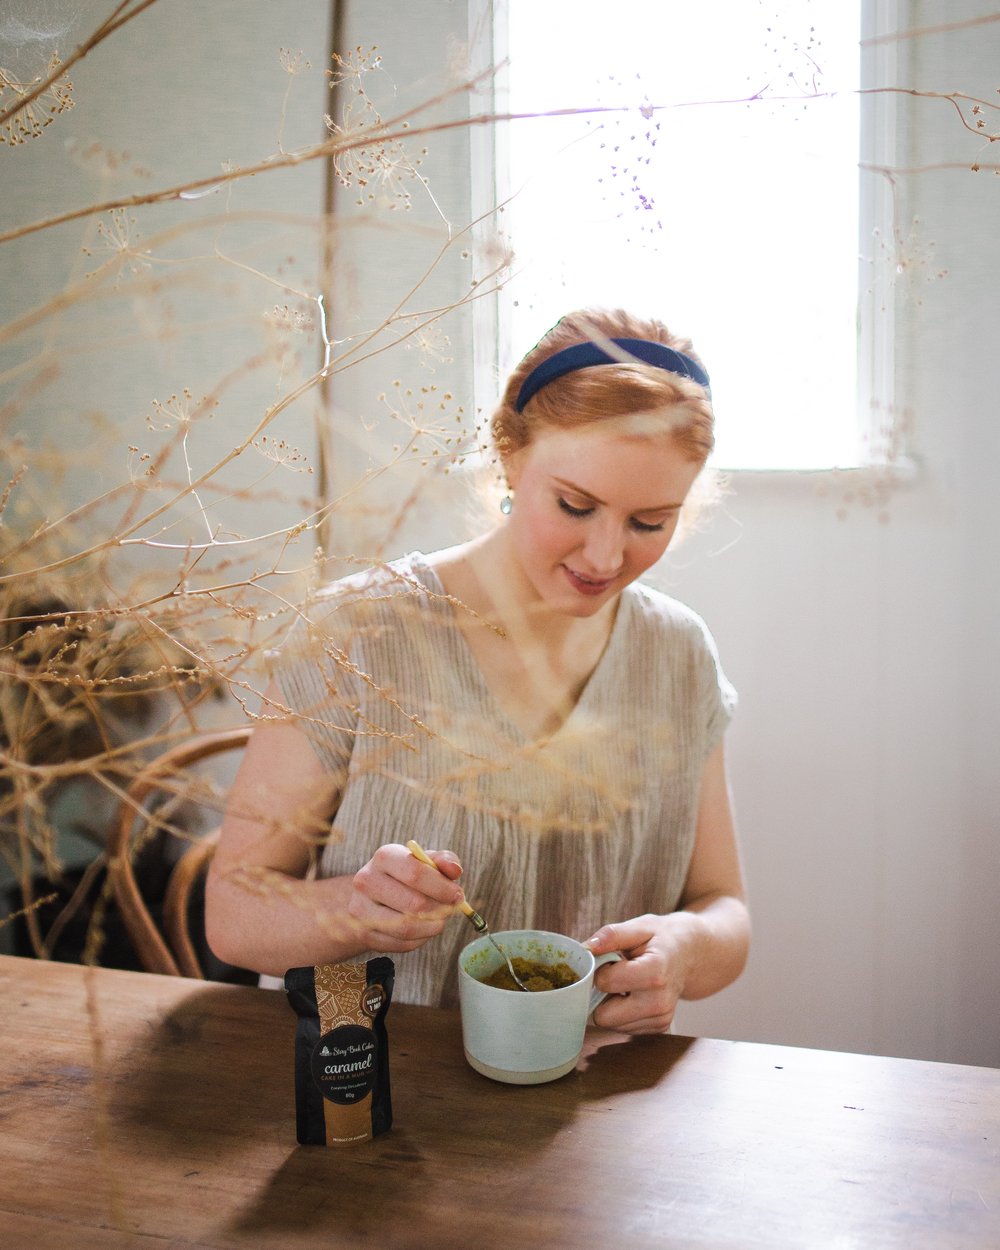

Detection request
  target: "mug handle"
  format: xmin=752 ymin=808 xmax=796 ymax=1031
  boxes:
xmin=588 ymin=950 xmax=624 ymax=1015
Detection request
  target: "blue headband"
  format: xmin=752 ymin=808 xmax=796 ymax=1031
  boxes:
xmin=514 ymin=337 xmax=711 ymax=413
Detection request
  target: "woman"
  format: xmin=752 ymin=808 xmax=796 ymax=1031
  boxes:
xmin=205 ymin=308 xmax=750 ymax=1034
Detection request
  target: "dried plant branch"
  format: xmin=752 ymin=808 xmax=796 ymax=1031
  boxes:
xmin=1 ymin=268 xmax=504 ymax=582
xmin=0 ymin=464 xmax=27 ymax=523
xmin=0 ymin=60 xmax=501 ymax=247
xmin=863 ymin=161 xmax=1000 ymax=176
xmin=0 ymin=889 xmax=59 ymax=929
xmin=0 ymin=0 xmax=161 ymax=130
xmin=862 ymin=13 xmax=1000 ymax=46
xmin=9 ymin=70 xmax=993 ymax=250
xmin=859 ymin=85 xmax=1000 ymax=141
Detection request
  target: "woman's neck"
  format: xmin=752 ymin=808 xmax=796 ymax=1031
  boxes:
xmin=428 ymin=531 xmax=620 ymax=740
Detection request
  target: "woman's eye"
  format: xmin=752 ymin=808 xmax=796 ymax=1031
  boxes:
xmin=557 ymin=497 xmax=593 ymax=519
xmin=631 ymin=517 xmax=667 ymax=534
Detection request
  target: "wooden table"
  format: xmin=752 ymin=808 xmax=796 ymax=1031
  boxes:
xmin=1 ymin=955 xmax=998 ymax=1249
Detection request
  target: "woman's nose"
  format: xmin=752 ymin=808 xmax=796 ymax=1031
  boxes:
xmin=581 ymin=519 xmax=626 ymax=575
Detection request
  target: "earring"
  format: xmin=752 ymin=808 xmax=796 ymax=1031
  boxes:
xmin=499 ymin=494 xmax=513 ymax=515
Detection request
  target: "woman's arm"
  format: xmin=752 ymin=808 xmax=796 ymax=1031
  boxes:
xmin=204 ymin=682 xmax=465 ymax=977
xmin=585 ymin=739 xmax=750 ymax=1033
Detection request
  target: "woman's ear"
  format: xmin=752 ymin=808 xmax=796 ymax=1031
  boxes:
xmin=502 ymin=446 xmax=525 ymax=493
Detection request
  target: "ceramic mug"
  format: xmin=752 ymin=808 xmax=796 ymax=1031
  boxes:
xmin=457 ymin=929 xmax=623 ymax=1084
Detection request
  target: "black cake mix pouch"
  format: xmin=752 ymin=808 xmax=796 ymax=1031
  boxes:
xmin=284 ymin=957 xmax=395 ymax=1147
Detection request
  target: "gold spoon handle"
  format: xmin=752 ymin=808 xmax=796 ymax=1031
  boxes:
xmin=405 ymin=840 xmax=528 ymax=990
xmin=405 ymin=840 xmax=485 ymax=929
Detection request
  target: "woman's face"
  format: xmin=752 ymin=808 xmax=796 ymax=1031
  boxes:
xmin=502 ymin=419 xmax=703 ymax=619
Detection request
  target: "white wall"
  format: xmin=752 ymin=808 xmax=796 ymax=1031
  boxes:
xmin=3 ymin=1 xmax=997 ymax=1067
xmin=670 ymin=3 xmax=1000 ymax=1066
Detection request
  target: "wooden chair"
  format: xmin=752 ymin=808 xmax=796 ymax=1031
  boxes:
xmin=108 ymin=727 xmax=251 ymax=978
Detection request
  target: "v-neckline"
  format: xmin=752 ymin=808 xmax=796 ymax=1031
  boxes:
xmin=410 ymin=552 xmax=630 ymax=748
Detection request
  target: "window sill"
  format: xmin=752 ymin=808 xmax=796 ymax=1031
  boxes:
xmin=716 ymin=456 xmax=920 ymax=492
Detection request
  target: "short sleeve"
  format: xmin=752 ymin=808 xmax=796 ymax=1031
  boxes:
xmin=698 ymin=620 xmax=737 ymax=755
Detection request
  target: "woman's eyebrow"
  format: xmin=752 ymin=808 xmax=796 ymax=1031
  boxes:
xmin=553 ymin=476 xmax=606 ymax=504
xmin=552 ymin=476 xmax=683 ymax=512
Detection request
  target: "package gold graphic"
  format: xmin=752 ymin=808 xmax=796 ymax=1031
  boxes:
xmin=284 ymin=957 xmax=395 ymax=1146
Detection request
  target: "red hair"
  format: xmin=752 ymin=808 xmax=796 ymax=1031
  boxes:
xmin=491 ymin=308 xmax=714 ymax=466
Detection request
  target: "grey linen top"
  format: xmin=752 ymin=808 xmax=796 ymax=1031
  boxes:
xmin=275 ymin=552 xmax=736 ymax=1008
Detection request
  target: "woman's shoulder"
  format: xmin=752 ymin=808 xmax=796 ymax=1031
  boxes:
xmin=274 ymin=554 xmax=442 ymax=664
xmin=304 ymin=552 xmax=439 ymax=620
xmin=314 ymin=551 xmax=432 ymax=601
xmin=624 ymin=581 xmax=736 ymax=715
xmin=625 ymin=579 xmax=718 ymax=644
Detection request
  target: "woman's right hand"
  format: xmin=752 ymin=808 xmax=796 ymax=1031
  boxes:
xmin=207 ymin=685 xmax=467 ymax=974
xmin=343 ymin=843 xmax=465 ymax=953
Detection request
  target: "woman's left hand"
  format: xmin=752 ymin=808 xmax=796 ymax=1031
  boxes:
xmin=584 ymin=913 xmax=699 ymax=1034
xmin=583 ymin=742 xmax=751 ymax=1033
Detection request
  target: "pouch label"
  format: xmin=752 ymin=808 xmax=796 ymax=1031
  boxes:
xmin=311 ymin=1025 xmax=377 ymax=1105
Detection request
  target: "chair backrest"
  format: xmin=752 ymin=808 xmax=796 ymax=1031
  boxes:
xmin=108 ymin=727 xmax=251 ymax=977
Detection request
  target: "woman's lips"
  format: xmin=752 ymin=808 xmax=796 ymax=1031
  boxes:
xmin=562 ymin=565 xmax=617 ymax=597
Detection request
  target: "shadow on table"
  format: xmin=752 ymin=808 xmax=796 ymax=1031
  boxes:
xmin=115 ymin=986 xmax=698 ymax=1237
xmin=113 ymin=985 xmax=291 ymax=1150
xmin=224 ymin=1031 xmax=697 ymax=1238
xmin=575 ymin=1028 xmax=696 ymax=1093
xmin=227 ymin=1135 xmax=434 ymax=1238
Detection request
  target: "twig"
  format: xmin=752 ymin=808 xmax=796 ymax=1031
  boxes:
xmin=0 ymin=60 xmax=500 ymax=247
xmin=0 ymin=465 xmax=27 ymax=524
xmin=0 ymin=890 xmax=59 ymax=929
xmin=861 ymin=13 xmax=1000 ymax=46
xmin=0 ymin=0 xmax=161 ymax=129
xmin=40 ymin=858 xmax=104 ymax=955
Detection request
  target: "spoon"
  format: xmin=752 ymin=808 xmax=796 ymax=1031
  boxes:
xmin=405 ymin=840 xmax=529 ymax=992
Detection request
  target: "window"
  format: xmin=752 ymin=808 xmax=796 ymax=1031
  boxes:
xmin=496 ymin=0 xmax=875 ymax=471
